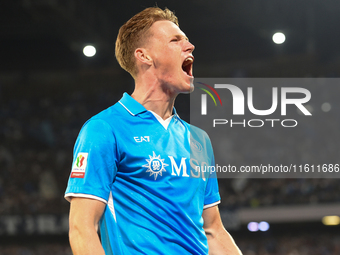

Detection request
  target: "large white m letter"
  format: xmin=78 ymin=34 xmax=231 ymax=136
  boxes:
xmin=168 ymin=156 xmax=189 ymax=177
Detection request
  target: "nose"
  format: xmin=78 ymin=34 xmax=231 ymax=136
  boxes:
xmin=185 ymin=41 xmax=195 ymax=53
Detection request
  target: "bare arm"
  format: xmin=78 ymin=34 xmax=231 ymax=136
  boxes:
xmin=203 ymin=205 xmax=242 ymax=255
xmin=69 ymin=197 xmax=106 ymax=255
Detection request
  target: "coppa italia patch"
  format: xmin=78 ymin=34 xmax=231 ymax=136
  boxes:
xmin=71 ymin=153 xmax=88 ymax=178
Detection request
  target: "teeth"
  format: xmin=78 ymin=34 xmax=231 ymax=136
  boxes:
xmin=183 ymin=57 xmax=193 ymax=66
xmin=186 ymin=57 xmax=193 ymax=63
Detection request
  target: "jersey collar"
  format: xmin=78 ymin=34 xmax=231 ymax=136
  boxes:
xmin=119 ymin=93 xmax=147 ymax=116
xmin=119 ymin=92 xmax=180 ymax=119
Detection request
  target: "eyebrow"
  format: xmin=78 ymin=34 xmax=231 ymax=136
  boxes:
xmin=173 ymin=34 xmax=189 ymax=41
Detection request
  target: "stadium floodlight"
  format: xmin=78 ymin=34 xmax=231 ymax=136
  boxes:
xmin=258 ymin=221 xmax=270 ymax=231
xmin=322 ymin=216 xmax=340 ymax=226
xmin=247 ymin=222 xmax=259 ymax=232
xmin=272 ymin=32 xmax=286 ymax=44
xmin=83 ymin=45 xmax=96 ymax=57
xmin=321 ymin=102 xmax=331 ymax=112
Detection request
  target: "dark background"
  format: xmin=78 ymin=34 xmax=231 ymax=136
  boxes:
xmin=2 ymin=0 xmax=340 ymax=76
xmin=1 ymin=1 xmax=340 ymax=254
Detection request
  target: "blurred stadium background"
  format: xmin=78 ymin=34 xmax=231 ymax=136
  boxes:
xmin=1 ymin=0 xmax=340 ymax=254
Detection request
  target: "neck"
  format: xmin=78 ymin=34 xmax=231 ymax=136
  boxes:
xmin=131 ymin=77 xmax=177 ymax=120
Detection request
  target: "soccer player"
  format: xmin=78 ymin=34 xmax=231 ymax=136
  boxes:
xmin=65 ymin=7 xmax=242 ymax=255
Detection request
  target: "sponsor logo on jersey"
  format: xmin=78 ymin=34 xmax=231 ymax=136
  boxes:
xmin=71 ymin=153 xmax=88 ymax=178
xmin=143 ymin=152 xmax=168 ymax=180
xmin=143 ymin=152 xmax=209 ymax=180
xmin=168 ymin=156 xmax=189 ymax=177
xmin=134 ymin=136 xmax=150 ymax=142
xmin=190 ymin=138 xmax=203 ymax=152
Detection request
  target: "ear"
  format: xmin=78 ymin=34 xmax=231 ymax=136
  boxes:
xmin=135 ymin=48 xmax=152 ymax=66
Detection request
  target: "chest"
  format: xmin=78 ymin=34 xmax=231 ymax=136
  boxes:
xmin=114 ymin=121 xmax=209 ymax=182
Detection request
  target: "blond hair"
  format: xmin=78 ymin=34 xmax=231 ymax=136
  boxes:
xmin=115 ymin=7 xmax=179 ymax=78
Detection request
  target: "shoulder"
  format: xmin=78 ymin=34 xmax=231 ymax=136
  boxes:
xmin=92 ymin=101 xmax=126 ymax=122
xmin=177 ymin=118 xmax=209 ymax=137
xmin=189 ymin=124 xmax=211 ymax=145
xmin=76 ymin=102 xmax=126 ymax=143
xmin=178 ymin=120 xmax=214 ymax=155
xmin=81 ymin=101 xmax=127 ymax=131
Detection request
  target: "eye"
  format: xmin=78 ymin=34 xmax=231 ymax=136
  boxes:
xmin=171 ymin=38 xmax=179 ymax=42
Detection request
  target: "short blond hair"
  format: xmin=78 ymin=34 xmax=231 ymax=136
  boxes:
xmin=115 ymin=7 xmax=179 ymax=78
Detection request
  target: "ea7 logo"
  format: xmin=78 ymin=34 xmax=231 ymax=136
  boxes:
xmin=134 ymin=136 xmax=150 ymax=142
xmin=201 ymin=84 xmax=312 ymax=116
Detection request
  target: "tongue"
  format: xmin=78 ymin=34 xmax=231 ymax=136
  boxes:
xmin=182 ymin=62 xmax=190 ymax=75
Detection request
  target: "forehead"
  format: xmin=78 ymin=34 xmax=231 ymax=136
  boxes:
xmin=148 ymin=20 xmax=187 ymax=39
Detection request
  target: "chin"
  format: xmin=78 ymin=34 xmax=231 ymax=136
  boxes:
xmin=181 ymin=77 xmax=194 ymax=94
xmin=189 ymin=77 xmax=194 ymax=92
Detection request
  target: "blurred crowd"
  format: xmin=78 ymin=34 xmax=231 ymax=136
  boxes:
xmin=0 ymin=232 xmax=339 ymax=255
xmin=0 ymin=84 xmax=121 ymax=214
xmin=238 ymin=233 xmax=340 ymax=255
xmin=1 ymin=81 xmax=340 ymax=215
xmin=0 ymin=243 xmax=72 ymax=255
xmin=219 ymin=178 xmax=340 ymax=210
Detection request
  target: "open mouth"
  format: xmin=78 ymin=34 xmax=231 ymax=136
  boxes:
xmin=182 ymin=57 xmax=194 ymax=77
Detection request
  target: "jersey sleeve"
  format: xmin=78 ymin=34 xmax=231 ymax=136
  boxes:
xmin=65 ymin=118 xmax=118 ymax=203
xmin=203 ymin=136 xmax=221 ymax=209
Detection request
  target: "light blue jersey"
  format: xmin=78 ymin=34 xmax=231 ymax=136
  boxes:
xmin=65 ymin=93 xmax=220 ymax=255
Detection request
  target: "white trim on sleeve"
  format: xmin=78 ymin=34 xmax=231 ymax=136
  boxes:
xmin=64 ymin=193 xmax=108 ymax=204
xmin=107 ymin=192 xmax=117 ymax=222
xmin=203 ymin=201 xmax=220 ymax=210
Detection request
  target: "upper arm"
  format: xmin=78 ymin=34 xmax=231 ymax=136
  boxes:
xmin=65 ymin=119 xmax=118 ymax=203
xmin=68 ymin=198 xmax=107 ymax=255
xmin=69 ymin=197 xmax=106 ymax=231
xmin=202 ymin=205 xmax=225 ymax=235
xmin=203 ymin=205 xmax=243 ymax=255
